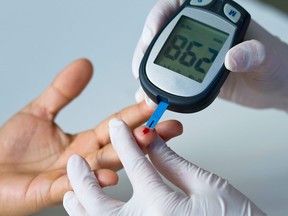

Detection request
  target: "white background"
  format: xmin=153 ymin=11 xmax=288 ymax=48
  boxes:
xmin=0 ymin=0 xmax=287 ymax=215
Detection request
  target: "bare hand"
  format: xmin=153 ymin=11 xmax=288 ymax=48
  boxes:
xmin=0 ymin=59 xmax=182 ymax=215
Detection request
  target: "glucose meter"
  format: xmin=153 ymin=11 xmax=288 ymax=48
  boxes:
xmin=139 ymin=0 xmax=250 ymax=113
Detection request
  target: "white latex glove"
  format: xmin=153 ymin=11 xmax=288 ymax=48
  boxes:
xmin=63 ymin=118 xmax=266 ymax=216
xmin=133 ymin=0 xmax=288 ymax=111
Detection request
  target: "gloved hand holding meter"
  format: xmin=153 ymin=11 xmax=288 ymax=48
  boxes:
xmin=134 ymin=0 xmax=288 ymax=112
xmin=140 ymin=0 xmax=250 ymax=128
xmin=63 ymin=0 xmax=288 ymax=215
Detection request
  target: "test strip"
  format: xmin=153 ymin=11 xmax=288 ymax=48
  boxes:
xmin=146 ymin=101 xmax=169 ymax=129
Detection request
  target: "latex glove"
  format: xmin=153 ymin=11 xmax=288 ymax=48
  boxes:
xmin=133 ymin=0 xmax=288 ymax=111
xmin=63 ymin=118 xmax=266 ymax=216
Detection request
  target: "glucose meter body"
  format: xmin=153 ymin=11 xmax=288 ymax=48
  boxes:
xmin=139 ymin=0 xmax=250 ymax=113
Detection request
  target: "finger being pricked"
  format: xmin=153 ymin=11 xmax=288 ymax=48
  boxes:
xmin=88 ymin=119 xmax=183 ymax=172
xmin=133 ymin=120 xmax=183 ymax=153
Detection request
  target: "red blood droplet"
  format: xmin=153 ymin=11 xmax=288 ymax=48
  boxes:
xmin=142 ymin=127 xmax=150 ymax=135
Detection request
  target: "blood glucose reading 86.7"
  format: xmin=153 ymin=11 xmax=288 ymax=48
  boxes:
xmin=154 ymin=16 xmax=229 ymax=83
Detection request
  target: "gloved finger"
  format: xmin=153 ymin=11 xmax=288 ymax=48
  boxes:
xmin=144 ymin=94 xmax=157 ymax=109
xmin=132 ymin=0 xmax=185 ymax=79
xmin=134 ymin=86 xmax=155 ymax=107
xmin=135 ymin=86 xmax=157 ymax=109
xmin=63 ymin=191 xmax=88 ymax=216
xmin=135 ymin=86 xmax=145 ymax=103
xmin=148 ymin=135 xmax=226 ymax=196
xmin=92 ymin=120 xmax=182 ymax=172
xmin=67 ymin=154 xmax=123 ymax=215
xmin=225 ymin=39 xmax=266 ymax=73
xmin=109 ymin=118 xmax=175 ymax=196
xmin=22 ymin=59 xmax=93 ymax=121
xmin=224 ymin=19 xmax=279 ymax=75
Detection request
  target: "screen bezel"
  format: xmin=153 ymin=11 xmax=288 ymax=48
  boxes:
xmin=145 ymin=7 xmax=236 ymax=97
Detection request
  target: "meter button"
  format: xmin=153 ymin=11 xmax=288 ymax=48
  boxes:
xmin=224 ymin=4 xmax=241 ymax=23
xmin=190 ymin=0 xmax=213 ymax=6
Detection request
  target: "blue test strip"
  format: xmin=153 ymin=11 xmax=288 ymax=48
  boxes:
xmin=146 ymin=101 xmax=169 ymax=129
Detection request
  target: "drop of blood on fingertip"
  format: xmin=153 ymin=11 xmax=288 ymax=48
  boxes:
xmin=142 ymin=127 xmax=150 ymax=135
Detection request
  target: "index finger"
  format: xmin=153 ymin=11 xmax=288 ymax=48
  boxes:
xmin=94 ymin=100 xmax=154 ymax=147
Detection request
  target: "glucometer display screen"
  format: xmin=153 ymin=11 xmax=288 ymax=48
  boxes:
xmin=154 ymin=16 xmax=229 ymax=83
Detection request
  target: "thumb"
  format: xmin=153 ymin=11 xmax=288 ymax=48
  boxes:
xmin=225 ymin=39 xmax=266 ymax=73
xmin=148 ymin=135 xmax=228 ymax=196
xmin=22 ymin=59 xmax=93 ymax=120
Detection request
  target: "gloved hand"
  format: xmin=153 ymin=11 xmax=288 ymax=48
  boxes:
xmin=63 ymin=118 xmax=266 ymax=216
xmin=133 ymin=0 xmax=288 ymax=111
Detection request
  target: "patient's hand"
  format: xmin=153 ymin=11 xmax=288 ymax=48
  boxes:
xmin=0 ymin=59 xmax=183 ymax=215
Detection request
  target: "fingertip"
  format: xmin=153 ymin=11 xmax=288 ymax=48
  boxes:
xmin=108 ymin=118 xmax=135 ymax=151
xmin=73 ymin=58 xmax=94 ymax=73
xmin=144 ymin=95 xmax=157 ymax=109
xmin=225 ymin=49 xmax=238 ymax=71
xmin=135 ymin=87 xmax=145 ymax=103
xmin=156 ymin=120 xmax=183 ymax=142
xmin=63 ymin=191 xmax=87 ymax=216
xmin=67 ymin=154 xmax=86 ymax=171
xmin=108 ymin=116 xmax=147 ymax=171
xmin=55 ymin=58 xmax=94 ymax=89
xmin=225 ymin=44 xmax=247 ymax=72
xmin=225 ymin=40 xmax=266 ymax=72
xmin=133 ymin=120 xmax=183 ymax=153
xmin=139 ymin=100 xmax=155 ymax=118
xmin=67 ymin=154 xmax=92 ymax=183
xmin=63 ymin=191 xmax=74 ymax=203
xmin=108 ymin=118 xmax=126 ymax=129
xmin=133 ymin=126 xmax=157 ymax=149
xmin=94 ymin=169 xmax=119 ymax=188
xmin=63 ymin=191 xmax=76 ymax=214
